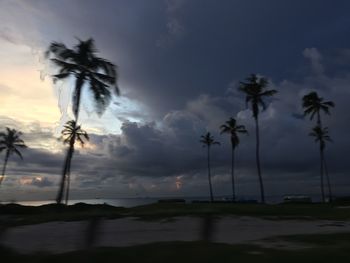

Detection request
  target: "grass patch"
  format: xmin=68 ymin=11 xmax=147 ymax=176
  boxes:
xmin=276 ymin=232 xmax=350 ymax=246
xmin=125 ymin=202 xmax=350 ymax=221
xmin=0 ymin=203 xmax=125 ymax=226
xmin=1 ymin=235 xmax=350 ymax=263
xmin=1 ymin=202 xmax=350 ymax=226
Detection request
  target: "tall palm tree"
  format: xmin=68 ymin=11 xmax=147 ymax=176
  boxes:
xmin=0 ymin=128 xmax=27 ymax=185
xmin=238 ymin=74 xmax=277 ymax=203
xmin=46 ymin=38 xmax=119 ymax=120
xmin=309 ymin=125 xmax=332 ymax=203
xmin=302 ymin=91 xmax=335 ymax=202
xmin=200 ymin=132 xmax=220 ymax=202
xmin=220 ymin=118 xmax=248 ymax=201
xmin=58 ymin=120 xmax=89 ymax=205
xmin=46 ymin=38 xmax=119 ymax=204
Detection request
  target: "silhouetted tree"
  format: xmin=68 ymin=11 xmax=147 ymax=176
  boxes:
xmin=58 ymin=120 xmax=89 ymax=205
xmin=46 ymin=38 xmax=119 ymax=204
xmin=239 ymin=74 xmax=277 ymax=203
xmin=0 ymin=128 xmax=27 ymax=185
xmin=200 ymin=132 xmax=220 ymax=202
xmin=220 ymin=118 xmax=247 ymax=201
xmin=309 ymin=125 xmax=332 ymax=203
xmin=302 ymin=91 xmax=334 ymax=202
xmin=302 ymin=91 xmax=334 ymax=126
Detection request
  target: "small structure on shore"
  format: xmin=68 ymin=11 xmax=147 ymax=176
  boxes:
xmin=283 ymin=195 xmax=312 ymax=204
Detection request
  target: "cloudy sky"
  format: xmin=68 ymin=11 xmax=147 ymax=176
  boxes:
xmin=0 ymin=0 xmax=350 ymax=202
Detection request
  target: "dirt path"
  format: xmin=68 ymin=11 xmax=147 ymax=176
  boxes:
xmin=1 ymin=216 xmax=350 ymax=254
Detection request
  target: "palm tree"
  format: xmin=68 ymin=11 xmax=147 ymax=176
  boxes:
xmin=46 ymin=38 xmax=119 ymax=120
xmin=200 ymin=132 xmax=220 ymax=202
xmin=309 ymin=125 xmax=332 ymax=203
xmin=0 ymin=128 xmax=27 ymax=185
xmin=302 ymin=91 xmax=335 ymax=202
xmin=46 ymin=38 xmax=119 ymax=204
xmin=302 ymin=91 xmax=334 ymax=125
xmin=58 ymin=120 xmax=89 ymax=205
xmin=238 ymin=74 xmax=277 ymax=203
xmin=220 ymin=118 xmax=248 ymax=201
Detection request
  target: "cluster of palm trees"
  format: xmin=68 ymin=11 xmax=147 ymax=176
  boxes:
xmin=0 ymin=38 xmax=336 ymax=205
xmin=45 ymin=38 xmax=119 ymax=204
xmin=303 ymin=92 xmax=335 ymax=203
xmin=0 ymin=39 xmax=119 ymax=206
xmin=201 ymin=75 xmax=335 ymax=204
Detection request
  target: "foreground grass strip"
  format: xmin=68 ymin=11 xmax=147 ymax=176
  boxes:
xmin=1 ymin=236 xmax=350 ymax=263
xmin=1 ymin=202 xmax=350 ymax=226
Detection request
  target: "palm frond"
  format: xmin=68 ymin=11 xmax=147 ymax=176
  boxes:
xmin=260 ymin=89 xmax=277 ymax=96
xmin=47 ymin=38 xmax=120 ymax=118
xmin=61 ymin=120 xmax=89 ymax=147
xmin=14 ymin=148 xmax=23 ymax=160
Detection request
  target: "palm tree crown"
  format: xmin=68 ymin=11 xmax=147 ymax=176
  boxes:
xmin=200 ymin=132 xmax=220 ymax=147
xmin=61 ymin=120 xmax=89 ymax=147
xmin=0 ymin=128 xmax=27 ymax=159
xmin=0 ymin=127 xmax=27 ymax=185
xmin=239 ymin=74 xmax=277 ymax=118
xmin=220 ymin=118 xmax=248 ymax=147
xmin=302 ymin=92 xmax=334 ymax=123
xmin=46 ymin=38 xmax=119 ymax=117
xmin=309 ymin=125 xmax=332 ymax=151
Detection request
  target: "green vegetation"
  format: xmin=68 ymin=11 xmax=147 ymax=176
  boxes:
xmin=1 ymin=232 xmax=350 ymax=263
xmin=1 ymin=202 xmax=350 ymax=226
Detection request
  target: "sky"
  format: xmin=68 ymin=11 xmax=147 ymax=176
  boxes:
xmin=0 ymin=0 xmax=350 ymax=202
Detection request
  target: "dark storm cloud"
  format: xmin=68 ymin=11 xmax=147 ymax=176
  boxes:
xmin=12 ymin=0 xmax=350 ymax=116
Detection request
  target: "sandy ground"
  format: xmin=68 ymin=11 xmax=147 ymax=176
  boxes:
xmin=1 ymin=216 xmax=350 ymax=254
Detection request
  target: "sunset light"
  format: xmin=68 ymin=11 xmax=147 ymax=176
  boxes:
xmin=1 ymin=2 xmax=350 ymax=261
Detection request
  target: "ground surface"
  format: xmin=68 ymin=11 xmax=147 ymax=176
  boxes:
xmin=1 ymin=203 xmax=350 ymax=262
xmin=1 ymin=215 xmax=350 ymax=254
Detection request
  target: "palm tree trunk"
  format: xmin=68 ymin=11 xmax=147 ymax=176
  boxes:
xmin=65 ymin=154 xmax=72 ymax=206
xmin=316 ymin=112 xmax=326 ymax=203
xmin=64 ymin=143 xmax=75 ymax=205
xmin=320 ymin=147 xmax=325 ymax=203
xmin=56 ymin=144 xmax=74 ymax=204
xmin=207 ymin=146 xmax=214 ymax=202
xmin=323 ymin=154 xmax=333 ymax=203
xmin=255 ymin=117 xmax=265 ymax=203
xmin=231 ymin=145 xmax=236 ymax=202
xmin=0 ymin=150 xmax=10 ymax=185
xmin=73 ymin=73 xmax=85 ymax=122
xmin=59 ymin=74 xmax=84 ymax=205
xmin=317 ymin=112 xmax=321 ymax=126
